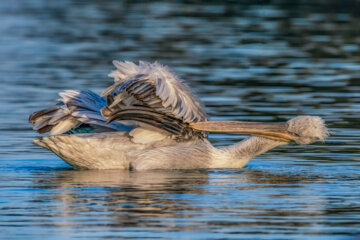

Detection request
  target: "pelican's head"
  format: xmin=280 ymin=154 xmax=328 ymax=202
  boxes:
xmin=286 ymin=116 xmax=328 ymax=144
xmin=190 ymin=115 xmax=329 ymax=145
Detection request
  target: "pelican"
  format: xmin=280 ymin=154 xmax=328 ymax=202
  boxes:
xmin=29 ymin=61 xmax=328 ymax=170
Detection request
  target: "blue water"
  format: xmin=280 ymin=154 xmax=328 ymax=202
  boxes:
xmin=1 ymin=1 xmax=360 ymax=239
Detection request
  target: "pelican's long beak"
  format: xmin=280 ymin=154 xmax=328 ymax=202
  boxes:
xmin=189 ymin=121 xmax=298 ymax=142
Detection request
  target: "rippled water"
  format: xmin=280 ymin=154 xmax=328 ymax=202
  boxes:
xmin=1 ymin=1 xmax=360 ymax=239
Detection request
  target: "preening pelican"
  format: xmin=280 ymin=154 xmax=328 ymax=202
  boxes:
xmin=29 ymin=61 xmax=328 ymax=170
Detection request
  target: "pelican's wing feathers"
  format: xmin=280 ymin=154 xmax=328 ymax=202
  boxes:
xmin=29 ymin=90 xmax=132 ymax=135
xmin=102 ymin=61 xmax=208 ymax=123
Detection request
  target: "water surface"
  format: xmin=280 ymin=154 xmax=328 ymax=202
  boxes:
xmin=1 ymin=1 xmax=360 ymax=239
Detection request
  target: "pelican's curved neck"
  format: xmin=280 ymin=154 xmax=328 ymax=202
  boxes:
xmin=211 ymin=136 xmax=288 ymax=168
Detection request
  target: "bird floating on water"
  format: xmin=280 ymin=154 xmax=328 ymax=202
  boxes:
xmin=29 ymin=61 xmax=328 ymax=170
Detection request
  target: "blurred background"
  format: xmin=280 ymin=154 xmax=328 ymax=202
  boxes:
xmin=1 ymin=0 xmax=360 ymax=239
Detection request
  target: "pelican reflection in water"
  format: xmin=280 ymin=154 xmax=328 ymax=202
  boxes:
xmin=29 ymin=61 xmax=328 ymax=170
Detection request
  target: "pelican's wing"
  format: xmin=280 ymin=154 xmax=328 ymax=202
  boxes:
xmin=102 ymin=61 xmax=208 ymax=123
xmin=101 ymin=61 xmax=208 ymax=140
xmin=29 ymin=90 xmax=132 ymax=135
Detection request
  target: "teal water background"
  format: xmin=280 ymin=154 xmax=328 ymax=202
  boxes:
xmin=1 ymin=1 xmax=360 ymax=239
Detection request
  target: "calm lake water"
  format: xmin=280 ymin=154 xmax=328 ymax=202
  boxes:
xmin=1 ymin=0 xmax=360 ymax=239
